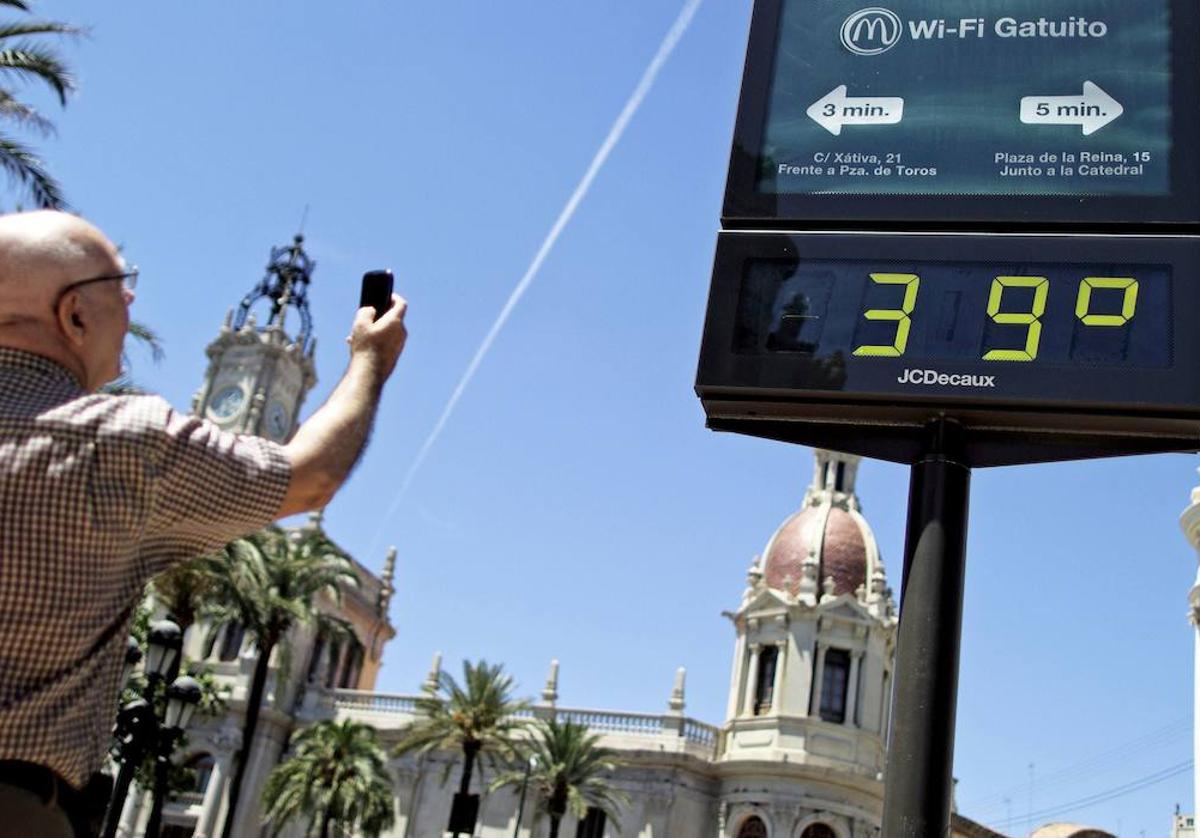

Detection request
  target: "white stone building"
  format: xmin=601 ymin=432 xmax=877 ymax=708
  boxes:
xmin=117 ymin=239 xmax=1011 ymax=837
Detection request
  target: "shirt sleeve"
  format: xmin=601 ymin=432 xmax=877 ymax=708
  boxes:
xmin=135 ymin=399 xmax=292 ymax=571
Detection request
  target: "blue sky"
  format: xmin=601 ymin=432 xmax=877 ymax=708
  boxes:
xmin=15 ymin=1 xmax=1197 ymax=833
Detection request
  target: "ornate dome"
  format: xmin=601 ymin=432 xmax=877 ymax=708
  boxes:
xmin=759 ymin=450 xmax=883 ymax=600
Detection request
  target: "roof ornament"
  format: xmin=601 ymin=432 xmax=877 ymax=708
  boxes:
xmin=821 ymin=575 xmax=837 ymax=602
xmin=799 ymin=551 xmax=820 ymax=599
xmin=233 ymin=234 xmax=316 ymax=354
xmin=541 ymin=659 xmax=560 ymax=707
xmin=377 ymin=546 xmax=397 ymax=615
xmin=746 ymin=556 xmax=764 ymax=588
xmin=668 ymin=667 xmax=686 ymax=713
xmin=422 ymin=651 xmax=442 ymax=694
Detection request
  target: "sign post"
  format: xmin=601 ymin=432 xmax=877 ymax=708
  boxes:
xmin=697 ymin=0 xmax=1200 ymax=831
xmin=881 ymin=419 xmax=971 ymax=837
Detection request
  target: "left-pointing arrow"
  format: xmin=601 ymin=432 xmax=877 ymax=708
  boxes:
xmin=807 ymin=85 xmax=905 ymax=136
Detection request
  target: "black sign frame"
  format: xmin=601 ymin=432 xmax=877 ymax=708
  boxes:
xmin=696 ymin=231 xmax=1200 ymax=466
xmin=722 ymin=0 xmax=1200 ymax=230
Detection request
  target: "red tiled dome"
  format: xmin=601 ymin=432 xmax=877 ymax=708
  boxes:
xmin=762 ymin=506 xmax=868 ymax=598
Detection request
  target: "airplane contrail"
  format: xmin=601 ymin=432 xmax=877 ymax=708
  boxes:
xmin=369 ymin=0 xmax=705 ymax=555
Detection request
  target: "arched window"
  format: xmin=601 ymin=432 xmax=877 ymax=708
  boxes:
xmin=324 ymin=640 xmax=342 ymax=688
xmin=819 ymin=648 xmax=850 ymax=723
xmin=183 ymin=752 xmax=215 ymax=796
xmin=801 ymin=825 xmax=837 ymax=838
xmin=306 ymin=636 xmax=326 ymax=683
xmin=753 ymin=646 xmax=778 ymax=715
xmin=337 ymin=642 xmax=364 ymax=689
xmin=737 ymin=816 xmax=768 ymax=838
xmin=217 ymin=622 xmax=245 ymax=662
xmin=575 ymin=807 xmax=607 ymax=838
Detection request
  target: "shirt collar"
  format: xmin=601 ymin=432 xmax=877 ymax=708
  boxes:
xmin=0 ymin=346 xmax=85 ymax=391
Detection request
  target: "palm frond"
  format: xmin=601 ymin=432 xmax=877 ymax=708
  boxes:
xmin=0 ymin=90 xmax=50 ymax=134
xmin=128 ymin=320 xmax=165 ymax=362
xmin=0 ymin=131 xmax=62 ymax=207
xmin=263 ymin=719 xmax=394 ymax=838
xmin=0 ymin=21 xmax=80 ymax=42
xmin=492 ymin=719 xmax=628 ymax=828
xmin=0 ymin=2 xmax=29 ymax=11
xmin=0 ymin=45 xmax=75 ymax=104
xmin=393 ymin=659 xmax=531 ymax=773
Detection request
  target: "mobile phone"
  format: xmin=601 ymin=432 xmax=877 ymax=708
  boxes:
xmin=360 ymin=270 xmax=394 ymax=321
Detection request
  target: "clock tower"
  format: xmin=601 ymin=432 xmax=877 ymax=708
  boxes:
xmin=193 ymin=235 xmax=318 ymax=441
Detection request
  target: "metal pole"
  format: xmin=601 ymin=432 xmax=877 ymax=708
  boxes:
xmin=144 ymin=741 xmax=172 ymax=838
xmin=101 ymin=699 xmax=155 ymax=838
xmin=512 ymin=757 xmax=533 ymax=838
xmin=881 ymin=418 xmax=971 ymax=838
xmin=100 ymin=755 xmax=140 ymax=838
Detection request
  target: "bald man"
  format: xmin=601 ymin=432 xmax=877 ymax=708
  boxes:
xmin=0 ymin=211 xmax=409 ymax=837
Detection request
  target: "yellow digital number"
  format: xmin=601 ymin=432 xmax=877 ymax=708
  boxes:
xmin=853 ymin=273 xmax=920 ymax=358
xmin=1076 ymin=277 xmax=1138 ymax=326
xmin=983 ymin=275 xmax=1048 ymax=362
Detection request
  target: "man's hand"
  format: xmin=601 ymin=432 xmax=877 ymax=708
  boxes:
xmin=278 ymin=293 xmax=410 ymax=517
xmin=347 ymin=293 xmax=408 ymax=378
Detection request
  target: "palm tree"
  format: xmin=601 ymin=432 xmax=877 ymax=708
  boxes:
xmin=393 ymin=660 xmax=529 ymax=836
xmin=149 ymin=554 xmax=217 ymax=634
xmin=103 ymin=322 xmax=166 ymax=394
xmin=0 ymin=0 xmax=80 ymax=209
xmin=491 ymin=719 xmax=626 ymax=838
xmin=204 ymin=524 xmax=359 ymax=838
xmin=262 ymin=718 xmax=394 ymax=838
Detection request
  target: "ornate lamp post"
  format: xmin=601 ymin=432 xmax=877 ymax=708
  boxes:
xmin=512 ymin=753 xmax=538 ymax=838
xmin=101 ymin=619 xmax=201 ymax=838
xmin=144 ymin=676 xmax=203 ymax=837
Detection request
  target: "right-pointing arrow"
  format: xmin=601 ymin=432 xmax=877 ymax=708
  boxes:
xmin=1020 ymin=81 xmax=1124 ymax=136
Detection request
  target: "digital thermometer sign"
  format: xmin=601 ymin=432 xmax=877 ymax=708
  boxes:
xmin=697 ymin=0 xmax=1200 ymax=464
xmin=735 ymin=259 xmax=1171 ymax=370
xmin=697 ymin=232 xmax=1200 ymax=465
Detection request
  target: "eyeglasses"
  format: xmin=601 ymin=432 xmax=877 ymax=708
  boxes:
xmin=53 ymin=266 xmax=138 ymax=311
xmin=59 ymin=266 xmax=138 ymax=296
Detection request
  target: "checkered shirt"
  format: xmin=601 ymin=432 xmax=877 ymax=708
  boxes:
xmin=0 ymin=348 xmax=291 ymax=788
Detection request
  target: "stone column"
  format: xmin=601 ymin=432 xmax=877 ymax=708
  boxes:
xmin=844 ymin=650 xmax=863 ymax=727
xmin=770 ymin=641 xmax=787 ymax=715
xmin=192 ymin=753 xmax=231 ymax=838
xmin=726 ymin=631 xmax=748 ymax=720
xmin=810 ymin=643 xmax=828 ymax=716
xmin=742 ymin=645 xmax=762 ymax=716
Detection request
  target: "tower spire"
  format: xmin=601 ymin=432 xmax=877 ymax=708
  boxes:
xmin=233 ymin=233 xmax=316 ymax=354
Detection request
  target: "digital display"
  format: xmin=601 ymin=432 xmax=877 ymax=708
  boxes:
xmin=754 ymin=0 xmax=1171 ymax=197
xmin=735 ymin=258 xmax=1172 ymax=369
xmin=696 ymin=233 xmax=1200 ymax=464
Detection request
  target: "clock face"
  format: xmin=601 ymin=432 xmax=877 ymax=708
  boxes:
xmin=265 ymin=401 xmax=291 ymax=441
xmin=208 ymin=385 xmax=246 ymax=421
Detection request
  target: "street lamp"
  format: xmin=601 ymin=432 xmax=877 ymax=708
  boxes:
xmin=122 ymin=637 xmax=142 ymax=691
xmin=145 ymin=619 xmax=182 ymax=683
xmin=512 ymin=753 xmax=538 ymax=838
xmin=144 ymin=676 xmax=203 ymax=838
xmin=102 ymin=619 xmax=200 ymax=838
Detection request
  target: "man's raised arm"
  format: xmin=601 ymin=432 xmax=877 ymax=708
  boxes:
xmin=278 ymin=294 xmax=408 ymax=516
